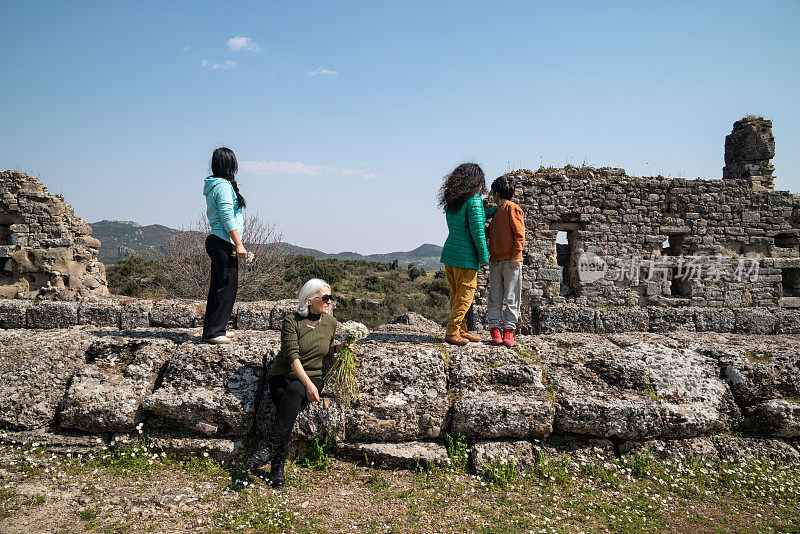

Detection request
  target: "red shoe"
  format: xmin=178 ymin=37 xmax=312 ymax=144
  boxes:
xmin=490 ymin=328 xmax=503 ymax=346
xmin=502 ymin=329 xmax=515 ymax=347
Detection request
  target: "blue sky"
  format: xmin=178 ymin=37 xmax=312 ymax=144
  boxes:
xmin=1 ymin=1 xmax=799 ymax=253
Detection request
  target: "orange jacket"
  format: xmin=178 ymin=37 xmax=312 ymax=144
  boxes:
xmin=486 ymin=201 xmax=525 ymax=261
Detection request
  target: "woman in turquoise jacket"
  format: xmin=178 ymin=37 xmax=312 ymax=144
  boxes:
xmin=202 ymin=147 xmax=247 ymax=344
xmin=438 ymin=163 xmax=490 ymax=345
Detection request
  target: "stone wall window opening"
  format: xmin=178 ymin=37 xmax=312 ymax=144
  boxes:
xmin=671 ymin=267 xmax=692 ymax=297
xmin=774 ymin=232 xmax=799 ymax=249
xmin=551 ymin=224 xmax=582 ymax=298
xmin=781 ymin=268 xmax=800 ymax=298
xmin=0 ymin=224 xmax=11 ymax=246
xmin=662 ymin=233 xmax=687 ymax=257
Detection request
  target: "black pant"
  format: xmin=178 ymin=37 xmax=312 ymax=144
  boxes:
xmin=202 ymin=234 xmax=239 ymax=339
xmin=268 ymin=375 xmax=324 ymax=444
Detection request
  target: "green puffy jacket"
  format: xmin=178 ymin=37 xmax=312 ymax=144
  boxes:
xmin=439 ymin=194 xmax=490 ymax=270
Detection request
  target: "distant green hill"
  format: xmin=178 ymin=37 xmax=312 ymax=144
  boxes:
xmin=90 ymin=220 xmax=444 ymax=270
xmin=89 ymin=220 xmax=178 ymax=264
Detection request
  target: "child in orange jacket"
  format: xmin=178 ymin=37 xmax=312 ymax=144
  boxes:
xmin=485 ymin=175 xmax=525 ymax=347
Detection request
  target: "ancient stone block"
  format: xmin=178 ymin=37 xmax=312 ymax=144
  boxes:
xmin=0 ymin=299 xmax=30 ymax=328
xmin=344 ymin=338 xmax=449 ymax=441
xmin=0 ymin=329 xmax=92 ymax=430
xmin=149 ymin=299 xmax=203 ymax=328
xmin=142 ymin=331 xmax=280 ymax=437
xmin=59 ymin=338 xmax=176 ymax=433
xmin=734 ymin=308 xmax=776 ymax=334
xmin=775 ymin=309 xmax=800 ymax=334
xmin=647 ymin=307 xmax=696 ymax=333
xmin=535 ymin=305 xmax=595 ymax=334
xmin=548 ymin=335 xmax=739 ymax=440
xmin=595 ymin=308 xmax=648 ymax=333
xmin=120 ymin=299 xmax=153 ymax=330
xmin=78 ymin=298 xmax=122 ymax=328
xmin=27 ymin=301 xmax=79 ymax=329
xmin=694 ymin=308 xmax=735 ymax=332
xmin=449 ymin=339 xmax=554 ymax=439
xmin=236 ymin=300 xmax=276 ymax=331
xmin=341 ymin=441 xmax=449 ymax=468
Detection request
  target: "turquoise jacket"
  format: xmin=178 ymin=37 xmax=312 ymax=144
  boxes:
xmin=203 ymin=177 xmax=244 ymax=244
xmin=439 ymin=194 xmax=490 ymax=270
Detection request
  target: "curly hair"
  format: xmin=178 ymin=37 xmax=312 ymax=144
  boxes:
xmin=437 ymin=163 xmax=487 ymax=212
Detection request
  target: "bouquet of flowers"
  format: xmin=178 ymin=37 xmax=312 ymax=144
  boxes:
xmin=231 ymin=250 xmax=255 ymax=264
xmin=325 ymin=321 xmax=369 ymax=406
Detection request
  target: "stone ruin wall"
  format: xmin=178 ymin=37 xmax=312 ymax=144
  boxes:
xmin=472 ymin=117 xmax=798 ymax=333
xmin=0 ymin=170 xmax=108 ymax=300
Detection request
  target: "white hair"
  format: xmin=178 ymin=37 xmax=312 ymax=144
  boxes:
xmin=296 ymin=278 xmax=330 ymax=317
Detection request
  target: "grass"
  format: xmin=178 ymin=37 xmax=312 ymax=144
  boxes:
xmin=2 ymin=438 xmax=800 ymax=533
xmin=744 ymin=349 xmax=773 ymax=363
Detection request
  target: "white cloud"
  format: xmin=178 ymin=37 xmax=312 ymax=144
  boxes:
xmin=307 ymin=68 xmax=338 ymax=77
xmin=240 ymin=160 xmax=374 ymax=179
xmin=201 ymin=59 xmax=237 ymax=70
xmin=228 ymin=36 xmax=261 ymax=52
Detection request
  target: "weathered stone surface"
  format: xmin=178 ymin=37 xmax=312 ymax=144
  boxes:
xmin=269 ymin=300 xmax=298 ymax=330
xmin=595 ymin=308 xmax=648 ymax=334
xmin=59 ymin=338 xmax=176 ymax=433
xmin=535 ymin=305 xmax=595 ymax=334
xmin=27 ymin=301 xmax=79 ymax=329
xmin=78 ymin=298 xmax=122 ymax=328
xmin=775 ymin=309 xmax=800 ymax=334
xmin=149 ymin=299 xmax=203 ymax=328
xmin=0 ymin=329 xmax=92 ymax=430
xmin=344 ymin=338 xmax=448 ymax=441
xmin=733 ymin=308 xmax=776 ymax=334
xmin=236 ymin=301 xmax=275 ymax=331
xmin=619 ymin=437 xmax=719 ymax=461
xmin=548 ymin=333 xmax=739 ymax=440
xmin=695 ymin=308 xmax=735 ymax=333
xmin=712 ymin=435 xmax=800 ymax=463
xmin=0 ymin=428 xmax=107 ymax=455
xmin=0 ymin=299 xmax=30 ymax=328
xmin=391 ymin=312 xmax=444 ymax=335
xmin=449 ymin=337 xmax=555 ymax=439
xmin=120 ymin=299 xmax=153 ymax=330
xmin=712 ymin=339 xmax=800 ymax=438
xmin=648 ymin=308 xmax=695 ymax=332
xmin=341 ymin=441 xmax=448 ymax=468
xmin=142 ymin=331 xmax=279 ymax=437
xmin=469 ymin=440 xmax=535 ymax=476
xmin=748 ymin=399 xmax=800 ymax=439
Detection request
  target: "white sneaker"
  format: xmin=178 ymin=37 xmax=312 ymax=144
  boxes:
xmin=226 ymin=330 xmax=236 ymax=339
xmin=204 ymin=335 xmax=232 ymax=345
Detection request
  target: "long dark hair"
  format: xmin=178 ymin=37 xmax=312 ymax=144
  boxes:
xmin=437 ymin=163 xmax=486 ymax=212
xmin=210 ymin=147 xmax=246 ymax=209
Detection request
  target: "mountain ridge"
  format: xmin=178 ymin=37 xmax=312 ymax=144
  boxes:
xmin=89 ymin=220 xmax=444 ymax=270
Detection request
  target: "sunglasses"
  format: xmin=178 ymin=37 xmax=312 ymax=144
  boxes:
xmin=315 ymin=294 xmax=333 ymax=303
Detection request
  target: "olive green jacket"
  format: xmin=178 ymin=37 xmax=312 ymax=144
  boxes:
xmin=439 ymin=194 xmax=490 ymax=270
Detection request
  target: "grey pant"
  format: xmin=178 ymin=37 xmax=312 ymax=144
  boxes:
xmin=487 ymin=259 xmax=522 ymax=330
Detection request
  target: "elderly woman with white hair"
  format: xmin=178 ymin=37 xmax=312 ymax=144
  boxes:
xmin=252 ymin=278 xmax=350 ymax=487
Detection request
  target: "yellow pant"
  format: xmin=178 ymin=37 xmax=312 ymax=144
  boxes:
xmin=445 ymin=265 xmax=478 ymax=337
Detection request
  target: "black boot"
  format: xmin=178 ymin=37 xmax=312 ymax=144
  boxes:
xmin=252 ymin=436 xmax=279 ymax=469
xmin=269 ymin=441 xmax=287 ymax=488
xmin=269 ymin=458 xmax=286 ymax=488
